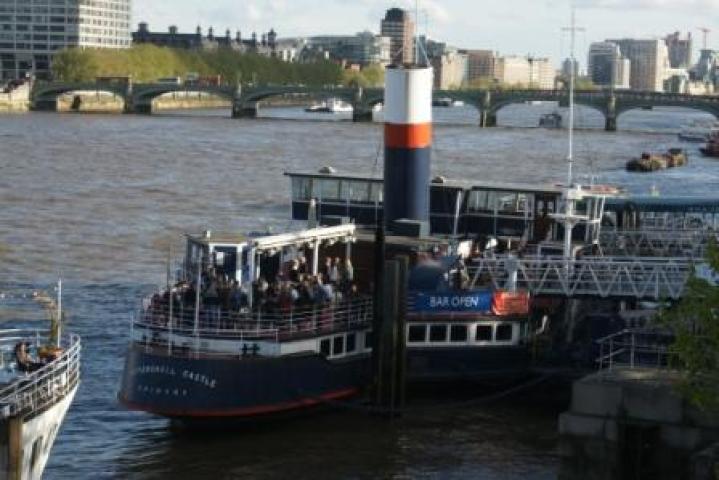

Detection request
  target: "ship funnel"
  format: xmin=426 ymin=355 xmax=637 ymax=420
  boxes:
xmin=383 ymin=65 xmax=433 ymax=233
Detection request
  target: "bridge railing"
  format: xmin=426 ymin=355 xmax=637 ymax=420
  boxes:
xmin=469 ymin=255 xmax=693 ymax=299
xmin=595 ymin=329 xmax=677 ymax=372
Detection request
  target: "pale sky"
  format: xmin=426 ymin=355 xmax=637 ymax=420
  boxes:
xmin=133 ymin=0 xmax=719 ymax=67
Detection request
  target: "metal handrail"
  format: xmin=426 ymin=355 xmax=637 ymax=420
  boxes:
xmin=595 ymin=329 xmax=677 ymax=372
xmin=0 ymin=332 xmax=81 ymax=418
xmin=469 ymin=255 xmax=693 ymax=299
xmin=135 ymin=297 xmax=373 ymax=341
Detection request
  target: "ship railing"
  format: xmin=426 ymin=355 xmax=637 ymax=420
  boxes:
xmin=133 ymin=296 xmax=374 ymax=343
xmin=595 ymin=329 xmax=677 ymax=373
xmin=0 ymin=331 xmax=81 ymax=419
xmin=469 ymin=255 xmax=693 ymax=300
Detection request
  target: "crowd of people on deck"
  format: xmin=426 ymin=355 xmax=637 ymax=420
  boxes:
xmin=146 ymin=255 xmax=360 ymax=328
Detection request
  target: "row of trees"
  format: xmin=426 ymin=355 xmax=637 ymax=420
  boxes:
xmin=51 ymin=45 xmax=345 ymax=86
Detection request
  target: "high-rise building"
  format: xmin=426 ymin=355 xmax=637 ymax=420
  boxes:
xmin=664 ymin=31 xmax=693 ymax=69
xmin=608 ymin=38 xmax=670 ymax=91
xmin=587 ymin=42 xmax=631 ymax=89
xmin=380 ymin=8 xmax=415 ymax=65
xmin=463 ymin=49 xmax=496 ymax=83
xmin=306 ymin=32 xmax=391 ymax=66
xmin=494 ymin=55 xmax=554 ymax=89
xmin=0 ymin=0 xmax=132 ymax=80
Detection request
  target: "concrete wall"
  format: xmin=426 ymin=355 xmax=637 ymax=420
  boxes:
xmin=559 ymin=369 xmax=719 ymax=480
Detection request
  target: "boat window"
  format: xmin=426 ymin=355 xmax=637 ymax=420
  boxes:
xmin=348 ymin=181 xmax=371 ymax=203
xmin=408 ymin=324 xmax=427 ymax=343
xmin=496 ymin=324 xmax=513 ymax=342
xmin=475 ymin=325 xmax=492 ymax=342
xmin=320 ymin=179 xmax=341 ymax=202
xmin=320 ymin=338 xmax=331 ymax=356
xmin=429 ymin=324 xmax=447 ymax=343
xmin=450 ymin=325 xmax=468 ymax=342
xmin=292 ymin=177 xmax=312 ymax=201
xmin=364 ymin=331 xmax=373 ymax=349
xmin=346 ymin=333 xmax=356 ymax=353
xmin=467 ymin=190 xmax=490 ymax=212
xmin=333 ymin=336 xmax=345 ymax=356
xmin=369 ymin=183 xmax=383 ymax=203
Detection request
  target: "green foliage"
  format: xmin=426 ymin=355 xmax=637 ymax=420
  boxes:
xmin=51 ymin=45 xmax=343 ymax=86
xmin=662 ymin=238 xmax=719 ymax=411
xmin=341 ymin=63 xmax=385 ymax=88
xmin=52 ymin=48 xmax=99 ymax=82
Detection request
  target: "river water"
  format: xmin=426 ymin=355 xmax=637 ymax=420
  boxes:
xmin=1 ymin=104 xmax=718 ymax=479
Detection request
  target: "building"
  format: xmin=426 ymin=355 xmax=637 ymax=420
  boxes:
xmin=132 ymin=23 xmax=277 ymax=56
xmin=608 ymin=38 xmax=670 ymax=92
xmin=561 ymin=57 xmax=579 ymax=80
xmin=587 ymin=42 xmax=631 ymax=89
xmin=664 ymin=31 xmax=692 ymax=69
xmin=431 ymin=50 xmax=468 ymax=89
xmin=463 ymin=49 xmax=496 ymax=83
xmin=0 ymin=0 xmax=132 ymax=80
xmin=380 ymin=8 xmax=415 ymax=65
xmin=494 ymin=55 xmax=554 ymax=89
xmin=305 ymin=32 xmax=391 ymax=66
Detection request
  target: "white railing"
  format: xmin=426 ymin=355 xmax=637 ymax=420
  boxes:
xmin=600 ymin=229 xmax=717 ymax=258
xmin=469 ymin=255 xmax=693 ymax=299
xmin=135 ymin=296 xmax=373 ymax=344
xmin=595 ymin=329 xmax=677 ymax=372
xmin=0 ymin=331 xmax=81 ymax=419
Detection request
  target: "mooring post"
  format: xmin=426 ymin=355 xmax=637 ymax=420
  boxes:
xmin=370 ymin=226 xmax=385 ymax=404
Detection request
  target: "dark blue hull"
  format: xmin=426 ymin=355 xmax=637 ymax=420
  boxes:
xmin=407 ymin=346 xmax=530 ymax=382
xmin=118 ymin=344 xmax=370 ymax=419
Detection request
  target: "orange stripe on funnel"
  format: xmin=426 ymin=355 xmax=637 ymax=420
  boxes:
xmin=384 ymin=123 xmax=432 ymax=149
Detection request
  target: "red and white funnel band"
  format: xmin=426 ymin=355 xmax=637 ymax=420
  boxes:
xmin=384 ymin=67 xmax=433 ymax=149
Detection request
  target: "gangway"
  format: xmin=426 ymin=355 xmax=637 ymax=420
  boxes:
xmin=469 ymin=255 xmax=693 ymax=300
xmin=600 ymin=229 xmax=718 ymax=258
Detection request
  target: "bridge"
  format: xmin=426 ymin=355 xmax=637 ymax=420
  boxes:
xmin=31 ymin=81 xmax=719 ymax=131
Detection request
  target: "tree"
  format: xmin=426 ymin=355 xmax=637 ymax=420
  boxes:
xmin=52 ymin=48 xmax=99 ymax=82
xmin=662 ymin=238 xmax=719 ymax=411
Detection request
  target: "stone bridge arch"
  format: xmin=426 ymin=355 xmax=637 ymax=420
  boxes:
xmin=234 ymin=86 xmax=359 ymax=119
xmin=32 ymin=82 xmax=128 ymax=111
xmin=129 ymin=84 xmax=238 ymax=114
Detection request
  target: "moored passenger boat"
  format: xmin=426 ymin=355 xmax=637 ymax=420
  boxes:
xmin=118 ymin=225 xmax=374 ymax=422
xmin=0 ymin=286 xmax=81 ymax=480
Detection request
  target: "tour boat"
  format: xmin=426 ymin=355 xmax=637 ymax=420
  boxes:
xmin=305 ymin=98 xmax=353 ymax=114
xmin=0 ymin=285 xmax=81 ymax=479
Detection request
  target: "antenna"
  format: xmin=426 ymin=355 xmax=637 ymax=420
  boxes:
xmin=698 ymin=27 xmax=711 ymax=50
xmin=561 ymin=1 xmax=584 ymax=187
xmin=56 ymin=278 xmax=62 ymax=348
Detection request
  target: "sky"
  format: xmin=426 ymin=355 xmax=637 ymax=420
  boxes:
xmin=133 ymin=0 xmax=719 ymax=66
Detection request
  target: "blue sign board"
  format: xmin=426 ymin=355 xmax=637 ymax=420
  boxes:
xmin=410 ymin=290 xmax=493 ymax=314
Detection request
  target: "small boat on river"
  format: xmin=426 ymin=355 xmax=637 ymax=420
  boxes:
xmin=700 ymin=132 xmax=719 ymax=157
xmin=626 ymin=149 xmax=687 ymax=172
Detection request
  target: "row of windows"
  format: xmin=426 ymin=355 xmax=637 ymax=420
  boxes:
xmin=292 ymin=177 xmax=384 ymax=204
xmin=466 ymin=190 xmax=531 ymax=215
xmin=407 ymin=322 xmax=517 ymax=345
xmin=319 ymin=331 xmax=370 ymax=359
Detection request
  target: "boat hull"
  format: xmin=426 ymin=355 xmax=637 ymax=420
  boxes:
xmin=407 ymin=346 xmax=530 ymax=382
xmin=118 ymin=344 xmax=369 ymax=420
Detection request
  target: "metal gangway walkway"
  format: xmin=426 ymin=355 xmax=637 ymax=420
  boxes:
xmin=599 ymin=229 xmax=718 ymax=259
xmin=469 ymin=255 xmax=694 ymax=300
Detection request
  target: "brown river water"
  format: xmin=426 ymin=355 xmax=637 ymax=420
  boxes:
xmin=0 ymin=104 xmax=717 ymax=479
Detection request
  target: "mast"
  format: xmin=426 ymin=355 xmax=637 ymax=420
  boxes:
xmin=56 ymin=278 xmax=62 ymax=348
xmin=567 ymin=3 xmax=576 ymax=188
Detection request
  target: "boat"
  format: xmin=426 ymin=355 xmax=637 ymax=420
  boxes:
xmin=700 ymin=131 xmax=719 ymax=157
xmin=406 ymin=257 xmax=532 ymax=382
xmin=539 ymin=112 xmax=562 ymax=128
xmin=626 ymin=149 xmax=687 ymax=172
xmin=305 ymin=98 xmax=353 ymax=114
xmin=118 ymin=226 xmax=374 ymax=422
xmin=678 ymin=119 xmax=719 ymax=142
xmin=0 ymin=284 xmax=81 ymax=479
xmin=432 ymin=97 xmax=464 ymax=108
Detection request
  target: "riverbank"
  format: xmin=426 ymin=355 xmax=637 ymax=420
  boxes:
xmin=0 ymin=83 xmax=30 ymax=112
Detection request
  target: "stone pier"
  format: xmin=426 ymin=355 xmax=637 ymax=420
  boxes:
xmin=559 ymin=368 xmax=719 ymax=480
